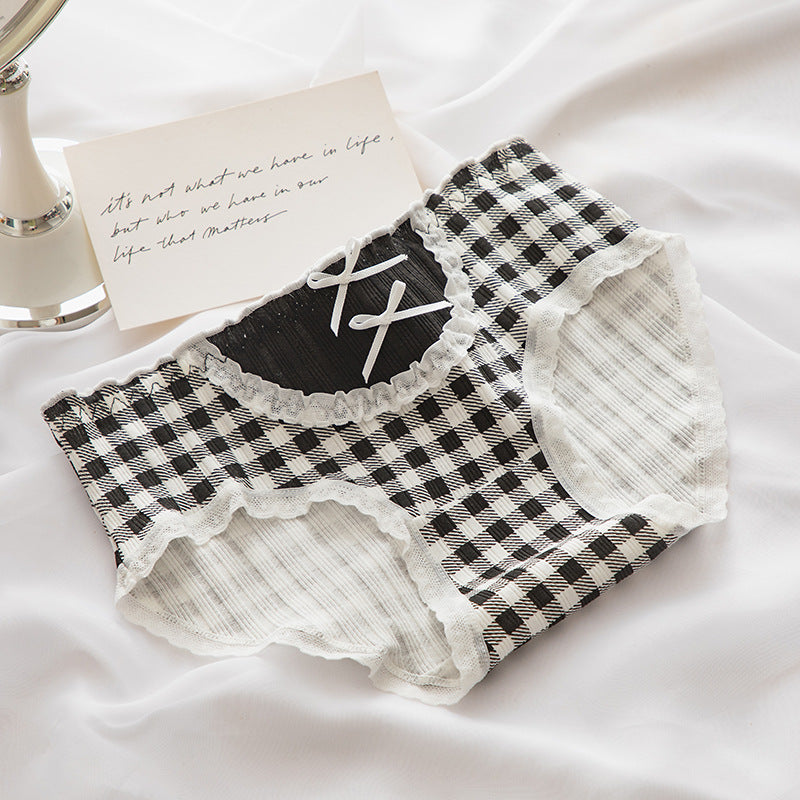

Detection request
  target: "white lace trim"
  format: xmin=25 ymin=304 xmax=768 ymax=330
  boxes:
xmin=522 ymin=227 xmax=728 ymax=534
xmin=176 ymin=204 xmax=478 ymax=427
xmin=115 ymin=478 xmax=490 ymax=704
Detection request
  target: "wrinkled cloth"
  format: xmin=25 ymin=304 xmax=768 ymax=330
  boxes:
xmin=2 ymin=1 xmax=799 ymax=797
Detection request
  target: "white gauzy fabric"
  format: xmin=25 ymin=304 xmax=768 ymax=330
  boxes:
xmin=2 ymin=1 xmax=800 ymax=798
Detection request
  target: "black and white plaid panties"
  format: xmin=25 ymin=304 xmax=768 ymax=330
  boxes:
xmin=42 ymin=138 xmax=728 ymax=704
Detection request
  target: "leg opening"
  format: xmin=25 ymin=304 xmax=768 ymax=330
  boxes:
xmin=119 ymin=491 xmax=488 ymax=702
xmin=525 ymin=231 xmax=727 ymax=531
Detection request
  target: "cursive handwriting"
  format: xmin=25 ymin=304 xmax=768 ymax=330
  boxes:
xmin=228 ymin=190 xmax=269 ymax=209
xmin=346 ymin=133 xmax=380 ymax=155
xmin=156 ymin=208 xmax=190 ymax=225
xmin=185 ymin=168 xmax=236 ymax=193
xmin=270 ymin=151 xmax=313 ymax=170
xmin=238 ymin=165 xmax=263 ymax=179
xmin=101 ymin=130 xmax=391 ymax=270
xmin=111 ymin=217 xmax=149 ymax=237
xmin=203 ymin=209 xmax=288 ymax=239
xmin=155 ymin=230 xmax=196 ymax=249
xmin=101 ymin=192 xmax=133 ymax=216
xmin=113 ymin=243 xmax=151 ymax=265
xmin=142 ymin=182 xmax=175 ymax=204
xmin=297 ymin=175 xmax=328 ymax=190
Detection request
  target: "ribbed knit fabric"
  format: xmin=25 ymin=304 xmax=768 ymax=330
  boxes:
xmin=127 ymin=501 xmax=461 ymax=687
xmin=41 ymin=138 xmax=728 ymax=703
xmin=524 ymin=235 xmax=726 ymax=527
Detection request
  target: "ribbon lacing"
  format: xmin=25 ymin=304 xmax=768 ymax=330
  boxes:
xmin=307 ymin=237 xmax=451 ymax=382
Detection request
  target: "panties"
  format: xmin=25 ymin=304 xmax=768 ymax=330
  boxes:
xmin=42 ymin=138 xmax=728 ymax=704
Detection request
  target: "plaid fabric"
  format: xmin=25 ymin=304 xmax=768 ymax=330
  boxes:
xmin=43 ymin=138 xmax=676 ymax=669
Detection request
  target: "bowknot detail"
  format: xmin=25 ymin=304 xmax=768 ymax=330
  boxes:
xmin=307 ymin=238 xmax=450 ymax=383
xmin=349 ymin=280 xmax=450 ymax=382
xmin=307 ymin=238 xmax=409 ymax=336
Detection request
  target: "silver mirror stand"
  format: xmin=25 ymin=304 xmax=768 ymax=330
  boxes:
xmin=0 ymin=59 xmax=108 ymax=329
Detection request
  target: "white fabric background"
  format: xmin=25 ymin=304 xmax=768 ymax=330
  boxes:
xmin=2 ymin=1 xmax=800 ymax=797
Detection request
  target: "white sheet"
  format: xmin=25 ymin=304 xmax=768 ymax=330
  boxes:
xmin=3 ymin=0 xmax=800 ymax=796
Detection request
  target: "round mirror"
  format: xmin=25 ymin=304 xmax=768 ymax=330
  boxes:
xmin=0 ymin=0 xmax=68 ymax=70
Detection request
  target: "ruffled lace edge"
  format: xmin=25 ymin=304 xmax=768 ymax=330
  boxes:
xmin=114 ymin=478 xmax=491 ymax=705
xmin=39 ymin=135 xmax=533 ymax=419
xmin=176 ymin=204 xmax=478 ymax=426
xmin=522 ymin=227 xmax=729 ymax=534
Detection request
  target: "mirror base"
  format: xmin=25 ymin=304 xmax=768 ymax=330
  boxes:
xmin=0 ymin=138 xmax=110 ymax=330
xmin=0 ymin=282 xmax=108 ymax=329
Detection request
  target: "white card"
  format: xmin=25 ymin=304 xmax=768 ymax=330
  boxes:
xmin=65 ymin=72 xmax=421 ymax=330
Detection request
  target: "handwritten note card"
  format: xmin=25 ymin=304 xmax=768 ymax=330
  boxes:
xmin=65 ymin=72 xmax=421 ymax=329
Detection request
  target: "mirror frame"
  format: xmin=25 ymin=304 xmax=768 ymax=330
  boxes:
xmin=0 ymin=0 xmax=68 ymax=69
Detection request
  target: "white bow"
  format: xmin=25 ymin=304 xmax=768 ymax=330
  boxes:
xmin=349 ymin=280 xmax=451 ymax=382
xmin=307 ymin=238 xmax=409 ymax=335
